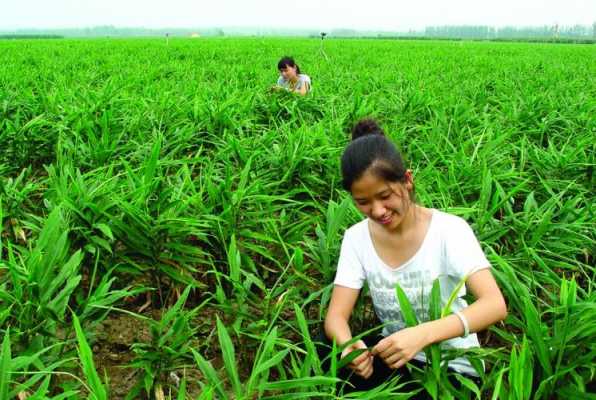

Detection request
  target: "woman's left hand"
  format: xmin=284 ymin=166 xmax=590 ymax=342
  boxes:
xmin=371 ymin=325 xmax=431 ymax=369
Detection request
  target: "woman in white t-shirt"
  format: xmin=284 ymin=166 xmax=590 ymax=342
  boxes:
xmin=273 ymin=56 xmax=311 ymax=95
xmin=323 ymin=119 xmax=507 ymax=394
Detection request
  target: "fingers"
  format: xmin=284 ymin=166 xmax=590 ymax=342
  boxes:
xmin=349 ymin=352 xmax=372 ymax=372
xmin=379 ymin=349 xmax=412 ymax=369
xmin=350 ymin=354 xmax=373 ymax=379
xmin=371 ymin=338 xmax=389 ymax=356
xmin=373 ymin=338 xmax=400 ymax=361
xmin=351 ymin=350 xmax=370 ymax=366
xmin=351 ymin=336 xmax=413 ymax=373
xmin=383 ymin=352 xmax=403 ymax=366
xmin=360 ymin=360 xmax=374 ymax=379
xmin=382 ymin=350 xmax=413 ymax=370
xmin=378 ymin=346 xmax=396 ymax=360
xmin=372 ymin=341 xmax=411 ymax=369
xmin=351 ymin=359 xmax=369 ymax=374
xmin=390 ymin=358 xmax=408 ymax=370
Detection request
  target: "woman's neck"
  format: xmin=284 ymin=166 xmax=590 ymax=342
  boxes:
xmin=398 ymin=204 xmax=419 ymax=234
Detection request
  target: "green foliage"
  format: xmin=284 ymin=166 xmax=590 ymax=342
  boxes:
xmin=1 ymin=207 xmax=82 ymax=347
xmin=0 ymin=37 xmax=593 ymax=398
xmin=127 ymin=286 xmax=201 ymax=398
xmin=73 ymin=313 xmax=108 ymax=400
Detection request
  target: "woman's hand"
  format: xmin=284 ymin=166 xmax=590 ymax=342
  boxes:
xmin=341 ymin=339 xmax=374 ymax=379
xmin=371 ymin=326 xmax=430 ymax=369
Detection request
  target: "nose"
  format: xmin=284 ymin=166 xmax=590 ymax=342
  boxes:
xmin=371 ymin=201 xmax=386 ymax=219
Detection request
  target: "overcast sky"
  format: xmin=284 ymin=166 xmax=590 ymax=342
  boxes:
xmin=2 ymin=0 xmax=595 ymax=31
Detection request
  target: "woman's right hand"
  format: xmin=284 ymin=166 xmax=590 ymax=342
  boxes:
xmin=341 ymin=339 xmax=374 ymax=379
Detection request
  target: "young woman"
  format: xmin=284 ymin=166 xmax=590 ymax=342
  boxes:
xmin=274 ymin=56 xmax=311 ymax=95
xmin=323 ymin=119 xmax=507 ymax=394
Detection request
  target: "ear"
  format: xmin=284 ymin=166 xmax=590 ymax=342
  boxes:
xmin=404 ymin=169 xmax=414 ymax=191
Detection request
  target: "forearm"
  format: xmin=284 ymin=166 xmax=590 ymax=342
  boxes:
xmin=422 ymin=295 xmax=507 ymax=345
xmin=324 ymin=314 xmax=354 ymax=346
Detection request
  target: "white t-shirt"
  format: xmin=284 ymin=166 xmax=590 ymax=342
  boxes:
xmin=333 ymin=209 xmax=490 ymax=376
xmin=277 ymin=74 xmax=311 ymax=91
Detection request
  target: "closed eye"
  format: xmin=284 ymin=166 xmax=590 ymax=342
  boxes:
xmin=378 ymin=191 xmax=392 ymax=200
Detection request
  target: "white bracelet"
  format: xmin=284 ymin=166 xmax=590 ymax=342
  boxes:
xmin=454 ymin=311 xmax=470 ymax=338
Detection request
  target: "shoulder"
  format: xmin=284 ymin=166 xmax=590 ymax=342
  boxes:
xmin=342 ymin=218 xmax=368 ymax=244
xmin=431 ymin=209 xmax=483 ymax=251
xmin=277 ymin=76 xmax=285 ymax=85
xmin=431 ymin=209 xmax=471 ymax=232
xmin=299 ymin=74 xmax=311 ymax=83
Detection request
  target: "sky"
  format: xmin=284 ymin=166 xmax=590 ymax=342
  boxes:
xmin=1 ymin=0 xmax=595 ymax=31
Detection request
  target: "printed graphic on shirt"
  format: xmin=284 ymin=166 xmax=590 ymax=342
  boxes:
xmin=368 ymin=268 xmax=435 ymax=334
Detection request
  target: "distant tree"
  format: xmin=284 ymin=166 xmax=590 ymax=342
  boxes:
xmin=320 ymin=32 xmax=327 ymax=40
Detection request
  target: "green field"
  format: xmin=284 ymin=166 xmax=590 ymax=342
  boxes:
xmin=0 ymin=38 xmax=594 ymax=399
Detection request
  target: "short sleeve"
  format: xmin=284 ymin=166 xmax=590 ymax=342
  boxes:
xmin=444 ymin=217 xmax=490 ymax=280
xmin=333 ymin=230 xmax=365 ymax=289
xmin=300 ymin=75 xmax=311 ymax=89
xmin=277 ymin=76 xmax=284 ymax=86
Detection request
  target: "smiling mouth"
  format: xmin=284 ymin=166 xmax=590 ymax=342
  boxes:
xmin=378 ymin=214 xmax=393 ymax=225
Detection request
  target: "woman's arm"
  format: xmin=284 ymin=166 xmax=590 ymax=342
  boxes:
xmin=325 ymin=285 xmax=374 ymax=378
xmin=372 ymin=268 xmax=507 ymax=369
xmin=423 ymin=268 xmax=507 ymax=344
xmin=324 ymin=285 xmax=360 ymax=345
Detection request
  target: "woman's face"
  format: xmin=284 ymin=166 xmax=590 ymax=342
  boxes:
xmin=279 ymin=64 xmax=298 ymax=81
xmin=350 ymin=170 xmax=413 ymax=232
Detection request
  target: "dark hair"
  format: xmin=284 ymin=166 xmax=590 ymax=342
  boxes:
xmin=351 ymin=118 xmax=385 ymax=140
xmin=341 ymin=119 xmax=407 ymax=192
xmin=277 ymin=56 xmax=301 ymax=75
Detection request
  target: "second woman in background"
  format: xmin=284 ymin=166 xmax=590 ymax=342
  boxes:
xmin=274 ymin=56 xmax=311 ymax=95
